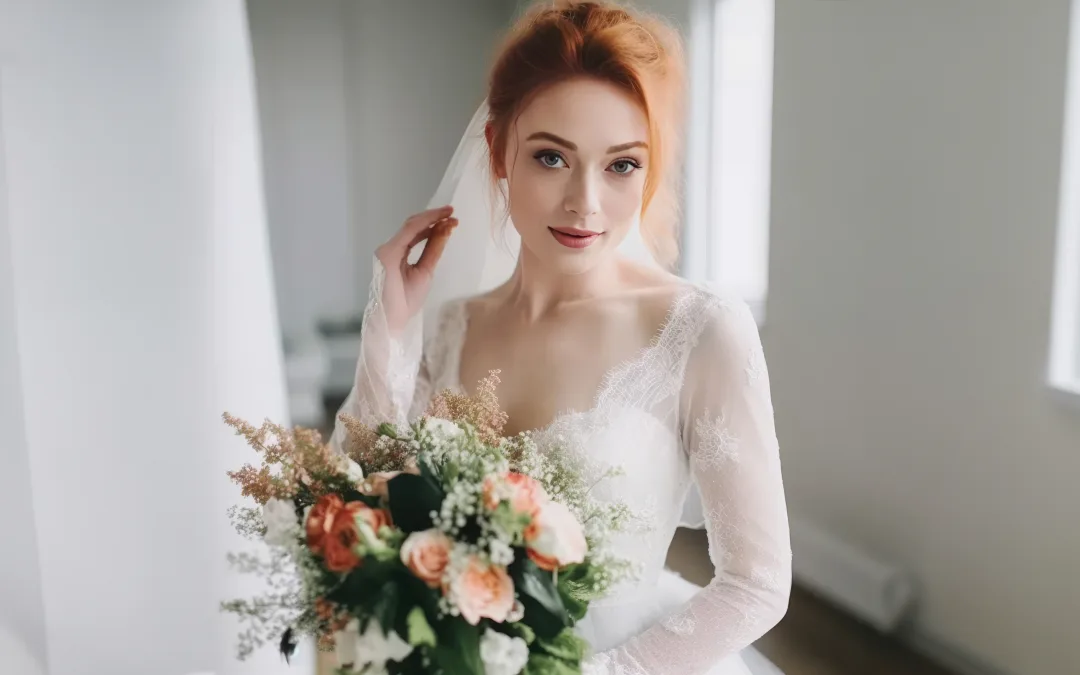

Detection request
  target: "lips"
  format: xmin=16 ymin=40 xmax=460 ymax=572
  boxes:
xmin=549 ymin=227 xmax=602 ymax=249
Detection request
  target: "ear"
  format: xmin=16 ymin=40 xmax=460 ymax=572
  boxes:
xmin=485 ymin=122 xmax=506 ymax=179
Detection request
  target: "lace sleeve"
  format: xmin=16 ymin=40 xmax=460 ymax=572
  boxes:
xmin=328 ymin=257 xmax=428 ymax=453
xmin=587 ymin=293 xmax=792 ymax=675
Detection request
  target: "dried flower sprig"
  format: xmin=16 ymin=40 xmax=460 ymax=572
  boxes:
xmin=223 ymin=413 xmax=345 ymax=505
xmin=426 ymin=370 xmax=509 ymax=445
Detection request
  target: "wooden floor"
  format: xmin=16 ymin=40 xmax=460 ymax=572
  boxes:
xmin=666 ymin=528 xmax=956 ymax=675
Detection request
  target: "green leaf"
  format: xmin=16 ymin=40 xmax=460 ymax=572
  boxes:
xmin=536 ymin=628 xmax=588 ymax=662
xmin=555 ymin=563 xmax=592 ymax=622
xmin=387 ymin=473 xmax=444 ymax=533
xmin=377 ymin=422 xmax=399 ymax=438
xmin=406 ymin=607 xmax=437 ymax=648
xmin=431 ymin=620 xmax=484 ymax=675
xmin=372 ymin=582 xmax=399 ymax=633
xmin=490 ymin=502 xmax=531 ymax=543
xmin=523 ymin=653 xmax=579 ymax=675
xmin=511 ymin=557 xmax=570 ymax=640
xmin=506 ymin=621 xmax=536 ymax=645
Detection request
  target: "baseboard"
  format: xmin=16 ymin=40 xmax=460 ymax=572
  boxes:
xmin=899 ymin=625 xmax=1018 ymax=675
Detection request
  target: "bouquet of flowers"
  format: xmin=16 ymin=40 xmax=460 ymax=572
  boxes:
xmin=221 ymin=372 xmax=638 ymax=675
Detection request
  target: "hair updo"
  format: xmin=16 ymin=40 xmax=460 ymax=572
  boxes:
xmin=486 ymin=0 xmax=687 ymax=268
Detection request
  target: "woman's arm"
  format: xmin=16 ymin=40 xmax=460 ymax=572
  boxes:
xmin=587 ymin=294 xmax=792 ymax=674
xmin=328 ymin=257 xmax=425 ymax=454
xmin=328 ymin=206 xmax=457 ymax=454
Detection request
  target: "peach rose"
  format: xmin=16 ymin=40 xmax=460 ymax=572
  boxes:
xmin=524 ymin=501 xmax=587 ymax=571
xmin=448 ymin=556 xmax=515 ymax=625
xmin=483 ymin=472 xmax=548 ymax=516
xmin=400 ymin=529 xmax=452 ymax=588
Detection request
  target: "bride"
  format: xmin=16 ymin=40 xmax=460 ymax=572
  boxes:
xmin=329 ymin=1 xmax=792 ymax=673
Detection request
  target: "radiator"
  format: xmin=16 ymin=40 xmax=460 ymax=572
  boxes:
xmin=789 ymin=516 xmax=918 ymax=633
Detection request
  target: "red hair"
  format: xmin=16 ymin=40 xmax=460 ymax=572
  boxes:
xmin=486 ymin=0 xmax=686 ymax=268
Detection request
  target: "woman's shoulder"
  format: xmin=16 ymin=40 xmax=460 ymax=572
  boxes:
xmin=629 ymin=274 xmax=761 ymax=370
xmin=631 ymin=267 xmax=754 ymax=326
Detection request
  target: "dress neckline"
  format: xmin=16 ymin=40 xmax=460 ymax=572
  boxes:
xmin=445 ymin=283 xmax=700 ymax=437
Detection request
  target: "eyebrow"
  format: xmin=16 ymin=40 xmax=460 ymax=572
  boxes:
xmin=526 ymin=131 xmax=648 ymax=154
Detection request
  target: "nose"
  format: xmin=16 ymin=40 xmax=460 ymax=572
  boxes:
xmin=563 ymin=169 xmax=600 ymax=217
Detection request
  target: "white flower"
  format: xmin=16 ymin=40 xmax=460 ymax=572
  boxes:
xmin=507 ymin=600 xmax=525 ymax=623
xmin=479 ymin=628 xmax=529 ymax=675
xmin=261 ymin=498 xmax=299 ymax=547
xmin=333 ymin=453 xmax=365 ymax=483
xmin=334 ymin=619 xmax=413 ymax=671
xmin=345 ymin=458 xmax=365 ymax=484
xmin=424 ymin=416 xmax=464 ymax=442
xmin=489 ymin=537 xmax=515 ymax=567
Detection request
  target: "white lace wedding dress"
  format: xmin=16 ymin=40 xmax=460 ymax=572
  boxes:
xmin=330 ymin=260 xmax=792 ymax=675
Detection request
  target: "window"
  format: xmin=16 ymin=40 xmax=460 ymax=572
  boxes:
xmin=1049 ymin=0 xmax=1080 ymax=399
xmin=682 ymin=0 xmax=775 ymax=324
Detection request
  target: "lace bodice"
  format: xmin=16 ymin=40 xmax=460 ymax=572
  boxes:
xmin=330 ymin=260 xmax=792 ymax=675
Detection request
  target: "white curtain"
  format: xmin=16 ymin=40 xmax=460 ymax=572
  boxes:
xmin=0 ymin=1 xmax=308 ymax=673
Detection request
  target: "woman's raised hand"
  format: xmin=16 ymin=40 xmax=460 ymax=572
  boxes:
xmin=374 ymin=205 xmax=457 ymax=335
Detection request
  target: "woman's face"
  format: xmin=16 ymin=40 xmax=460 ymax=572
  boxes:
xmin=498 ymin=77 xmax=650 ymax=276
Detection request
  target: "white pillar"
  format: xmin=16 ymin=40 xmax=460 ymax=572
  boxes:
xmin=0 ymin=1 xmax=310 ymax=673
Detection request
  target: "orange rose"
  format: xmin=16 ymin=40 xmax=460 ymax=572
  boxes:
xmin=448 ymin=556 xmax=515 ymax=625
xmin=307 ymin=496 xmax=391 ymax=572
xmin=355 ymin=503 xmax=392 ymax=535
xmin=524 ymin=501 xmax=587 ymax=571
xmin=400 ymin=529 xmax=452 ymax=588
xmin=323 ymin=501 xmax=370 ymax=572
xmin=306 ymin=494 xmax=345 ymax=554
xmin=483 ymin=472 xmax=548 ymax=516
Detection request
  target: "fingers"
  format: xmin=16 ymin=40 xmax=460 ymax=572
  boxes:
xmin=414 ymin=218 xmax=457 ymax=273
xmin=405 ymin=220 xmax=438 ymax=251
xmin=389 ymin=205 xmax=454 ymax=251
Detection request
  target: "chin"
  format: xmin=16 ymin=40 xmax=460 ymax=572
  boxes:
xmin=550 ymin=252 xmax=608 ymax=276
xmin=524 ymin=233 xmax=618 ymax=276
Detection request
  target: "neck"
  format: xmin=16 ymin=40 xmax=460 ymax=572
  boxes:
xmin=502 ymin=244 xmax=621 ymax=321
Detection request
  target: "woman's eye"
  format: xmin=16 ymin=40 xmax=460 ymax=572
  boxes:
xmin=535 ymin=151 xmax=567 ymax=169
xmin=609 ymin=159 xmax=641 ymax=175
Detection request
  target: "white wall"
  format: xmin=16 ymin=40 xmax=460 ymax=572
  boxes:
xmin=248 ymin=0 xmax=515 ymax=344
xmin=0 ymin=1 xmax=304 ymax=673
xmin=767 ymin=1 xmax=1080 ymax=673
xmin=0 ymin=70 xmax=48 ymax=673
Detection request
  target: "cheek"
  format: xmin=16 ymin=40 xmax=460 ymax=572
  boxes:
xmin=507 ymin=167 xmax=562 ymax=227
xmin=600 ymin=176 xmax=645 ymax=226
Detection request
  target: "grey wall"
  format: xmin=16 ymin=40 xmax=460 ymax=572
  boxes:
xmin=248 ymin=0 xmax=358 ymax=339
xmin=766 ymin=1 xmax=1080 ymax=673
xmin=248 ymin=0 xmax=516 ymax=340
